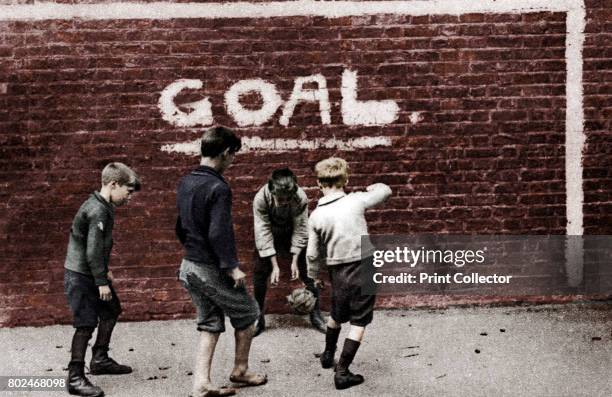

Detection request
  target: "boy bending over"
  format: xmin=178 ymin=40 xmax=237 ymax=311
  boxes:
xmin=252 ymin=167 xmax=325 ymax=336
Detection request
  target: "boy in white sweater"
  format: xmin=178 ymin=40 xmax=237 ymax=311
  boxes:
xmin=306 ymin=157 xmax=391 ymax=390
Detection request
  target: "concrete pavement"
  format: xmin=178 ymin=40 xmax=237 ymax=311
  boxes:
xmin=1 ymin=303 xmax=611 ymax=397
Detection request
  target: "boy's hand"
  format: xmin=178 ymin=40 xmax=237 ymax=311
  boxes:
xmin=270 ymin=265 xmax=280 ymax=286
xmin=99 ymin=285 xmax=112 ymax=301
xmin=228 ymin=267 xmax=247 ymax=288
xmin=314 ymin=279 xmax=325 ymax=289
xmin=270 ymin=255 xmax=280 ymax=286
xmin=290 ymin=257 xmax=299 ymax=280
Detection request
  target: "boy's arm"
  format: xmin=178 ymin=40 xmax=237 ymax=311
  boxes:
xmin=253 ymin=188 xmax=276 ymax=258
xmin=86 ymin=211 xmax=110 ymax=286
xmin=175 ymin=216 xmax=187 ymax=245
xmin=306 ymin=219 xmax=324 ymax=280
xmin=290 ymin=192 xmax=308 ymax=255
xmin=208 ymin=185 xmax=240 ymax=270
xmin=358 ymin=183 xmax=392 ymax=209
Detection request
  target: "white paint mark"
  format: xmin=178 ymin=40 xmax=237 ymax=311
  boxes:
xmin=161 ymin=135 xmax=391 ymax=155
xmin=279 ymin=74 xmax=331 ymax=127
xmin=0 ymin=1 xmax=577 ymax=21
xmin=564 ymin=3 xmax=586 ymax=283
xmin=341 ymin=69 xmax=399 ymax=126
xmin=224 ymin=79 xmax=283 ymax=127
xmin=158 ymin=79 xmax=213 ymax=128
xmin=2 ymin=0 xmax=585 ymax=237
xmin=565 ymin=4 xmax=586 ymax=236
xmin=0 ymin=83 xmax=7 ymax=95
xmin=409 ymin=111 xmax=423 ymax=124
xmin=565 ymin=237 xmax=583 ymax=287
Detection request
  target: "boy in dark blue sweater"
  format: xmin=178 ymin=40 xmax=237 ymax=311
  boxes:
xmin=176 ymin=126 xmax=266 ymax=397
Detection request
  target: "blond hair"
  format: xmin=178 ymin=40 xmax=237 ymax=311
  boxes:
xmin=101 ymin=162 xmax=141 ymax=191
xmin=315 ymin=157 xmax=349 ymax=188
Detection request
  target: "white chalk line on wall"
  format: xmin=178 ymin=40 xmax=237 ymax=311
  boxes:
xmin=0 ymin=0 xmax=585 ymax=237
xmin=161 ymin=136 xmax=392 ymax=155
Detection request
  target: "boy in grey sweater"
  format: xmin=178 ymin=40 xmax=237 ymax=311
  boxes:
xmin=252 ymin=168 xmax=325 ymax=336
xmin=306 ymin=157 xmax=391 ymax=390
xmin=64 ymin=162 xmax=140 ymax=397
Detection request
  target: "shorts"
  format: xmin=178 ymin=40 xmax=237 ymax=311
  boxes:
xmin=179 ymin=258 xmax=260 ymax=333
xmin=328 ymin=258 xmax=376 ymax=327
xmin=64 ymin=269 xmax=122 ymax=329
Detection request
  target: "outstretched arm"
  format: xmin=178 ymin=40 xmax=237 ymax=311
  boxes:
xmin=358 ymin=183 xmax=392 ymax=209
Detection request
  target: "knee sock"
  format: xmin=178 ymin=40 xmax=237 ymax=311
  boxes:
xmin=93 ymin=318 xmax=117 ymax=352
xmin=253 ymin=272 xmax=269 ymax=315
xmin=70 ymin=327 xmax=94 ymax=363
xmin=324 ymin=326 xmax=341 ymax=353
xmin=337 ymin=338 xmax=361 ymax=372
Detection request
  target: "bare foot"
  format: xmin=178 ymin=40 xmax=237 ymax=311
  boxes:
xmin=229 ymin=370 xmax=267 ymax=387
xmin=191 ymin=383 xmax=237 ymax=397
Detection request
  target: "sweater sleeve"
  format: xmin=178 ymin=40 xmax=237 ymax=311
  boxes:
xmin=86 ymin=210 xmax=110 ymax=286
xmin=306 ymin=216 xmax=324 ymax=280
xmin=253 ymin=187 xmax=276 ymax=258
xmin=175 ymin=216 xmax=187 ymax=245
xmin=356 ymin=183 xmax=392 ymax=209
xmin=290 ymin=189 xmax=309 ymax=255
xmin=208 ymin=184 xmax=240 ymax=270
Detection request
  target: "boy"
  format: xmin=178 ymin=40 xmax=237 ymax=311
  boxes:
xmin=176 ymin=126 xmax=266 ymax=397
xmin=252 ymin=167 xmax=325 ymax=336
xmin=64 ymin=162 xmax=141 ymax=397
xmin=306 ymin=157 xmax=391 ymax=390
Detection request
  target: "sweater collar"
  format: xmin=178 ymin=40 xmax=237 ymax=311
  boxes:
xmin=192 ymin=165 xmax=227 ymax=184
xmin=93 ymin=191 xmax=115 ymax=214
xmin=317 ymin=191 xmax=346 ymax=206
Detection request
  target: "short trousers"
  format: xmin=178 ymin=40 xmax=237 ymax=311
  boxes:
xmin=179 ymin=258 xmax=260 ymax=333
xmin=64 ymin=269 xmax=122 ymax=329
xmin=328 ymin=258 xmax=376 ymax=327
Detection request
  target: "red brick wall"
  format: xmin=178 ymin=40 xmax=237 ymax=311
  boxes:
xmin=0 ymin=0 xmax=610 ymax=326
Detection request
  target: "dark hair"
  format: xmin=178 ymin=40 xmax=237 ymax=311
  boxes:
xmin=200 ymin=126 xmax=242 ymax=158
xmin=101 ymin=162 xmax=141 ymax=191
xmin=268 ymin=168 xmax=298 ymax=196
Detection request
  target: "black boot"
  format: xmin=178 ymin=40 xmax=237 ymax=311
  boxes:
xmin=90 ymin=347 xmax=132 ymax=375
xmin=320 ymin=350 xmax=335 ymax=369
xmin=321 ymin=326 xmax=341 ymax=369
xmin=334 ymin=369 xmax=365 ymax=390
xmin=67 ymin=361 xmax=104 ymax=397
xmin=90 ymin=318 xmax=132 ymax=375
xmin=334 ymin=339 xmax=364 ymax=390
xmin=309 ymin=299 xmax=326 ymax=333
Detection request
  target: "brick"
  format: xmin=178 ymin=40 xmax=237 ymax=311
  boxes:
xmin=0 ymin=10 xmax=608 ymax=326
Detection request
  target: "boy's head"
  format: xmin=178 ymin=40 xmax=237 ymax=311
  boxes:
xmin=201 ymin=125 xmax=241 ymax=156
xmin=268 ymin=168 xmax=298 ymax=206
xmin=101 ymin=162 xmax=141 ymax=206
xmin=315 ymin=157 xmax=349 ymax=189
xmin=200 ymin=126 xmax=241 ymax=173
